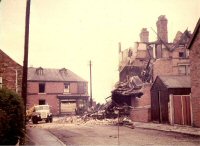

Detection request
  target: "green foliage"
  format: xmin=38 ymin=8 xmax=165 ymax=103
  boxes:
xmin=0 ymin=88 xmax=25 ymax=145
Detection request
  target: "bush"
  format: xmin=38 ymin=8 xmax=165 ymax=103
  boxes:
xmin=0 ymin=88 xmax=25 ymax=145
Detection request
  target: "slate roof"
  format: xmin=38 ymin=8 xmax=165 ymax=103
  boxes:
xmin=158 ymin=75 xmax=191 ymax=88
xmin=28 ymin=67 xmax=87 ymax=82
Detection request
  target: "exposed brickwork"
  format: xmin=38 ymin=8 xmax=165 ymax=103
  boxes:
xmin=130 ymin=107 xmax=151 ymax=122
xmin=130 ymin=84 xmax=151 ymax=122
xmin=0 ymin=49 xmax=22 ymax=95
xmin=189 ymin=26 xmax=200 ymax=127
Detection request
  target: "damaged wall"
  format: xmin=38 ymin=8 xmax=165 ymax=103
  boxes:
xmin=130 ymin=83 xmax=151 ymax=122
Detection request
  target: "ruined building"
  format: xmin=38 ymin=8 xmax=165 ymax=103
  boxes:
xmin=117 ymin=15 xmax=192 ymax=123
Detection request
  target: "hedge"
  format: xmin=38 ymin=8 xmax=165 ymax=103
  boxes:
xmin=0 ymin=88 xmax=25 ymax=145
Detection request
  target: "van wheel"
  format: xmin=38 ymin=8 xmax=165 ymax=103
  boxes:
xmin=49 ymin=117 xmax=53 ymax=123
xmin=46 ymin=118 xmax=49 ymax=123
xmin=32 ymin=117 xmax=38 ymax=124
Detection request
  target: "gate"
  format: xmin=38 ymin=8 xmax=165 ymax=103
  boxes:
xmin=172 ymin=95 xmax=191 ymax=125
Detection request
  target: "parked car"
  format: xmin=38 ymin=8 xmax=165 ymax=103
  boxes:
xmin=32 ymin=105 xmax=53 ymax=124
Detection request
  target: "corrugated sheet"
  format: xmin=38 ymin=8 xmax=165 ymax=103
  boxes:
xmin=28 ymin=67 xmax=87 ymax=82
xmin=159 ymin=75 xmax=191 ymax=88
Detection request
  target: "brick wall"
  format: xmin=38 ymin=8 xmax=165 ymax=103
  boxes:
xmin=0 ymin=50 xmax=22 ymax=95
xmin=27 ymin=94 xmax=59 ymax=115
xmin=153 ymin=58 xmax=173 ymax=80
xmin=130 ymin=84 xmax=151 ymax=122
xmin=27 ymin=81 xmax=87 ymax=115
xmin=190 ymin=27 xmax=200 ymax=127
xmin=153 ymin=57 xmax=190 ymax=81
xmin=130 ymin=107 xmax=151 ymax=122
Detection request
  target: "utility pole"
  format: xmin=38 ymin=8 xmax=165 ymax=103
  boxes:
xmin=22 ymin=0 xmax=31 ymax=109
xmin=89 ymin=60 xmax=93 ymax=107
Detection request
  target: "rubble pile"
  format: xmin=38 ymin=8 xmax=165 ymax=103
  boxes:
xmin=53 ymin=116 xmax=118 ymax=126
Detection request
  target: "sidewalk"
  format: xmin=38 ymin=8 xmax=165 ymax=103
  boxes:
xmin=133 ymin=122 xmax=200 ymax=137
xmin=25 ymin=127 xmax=65 ymax=145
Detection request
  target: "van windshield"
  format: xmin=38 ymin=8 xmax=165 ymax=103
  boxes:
xmin=35 ymin=106 xmax=49 ymax=111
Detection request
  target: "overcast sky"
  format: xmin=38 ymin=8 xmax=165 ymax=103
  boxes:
xmin=0 ymin=0 xmax=199 ymax=103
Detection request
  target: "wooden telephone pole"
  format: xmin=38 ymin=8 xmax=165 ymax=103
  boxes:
xmin=22 ymin=0 xmax=31 ymax=108
xmin=89 ymin=60 xmax=93 ymax=107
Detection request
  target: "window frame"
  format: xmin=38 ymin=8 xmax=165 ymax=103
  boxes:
xmin=39 ymin=83 xmax=45 ymax=93
xmin=64 ymin=82 xmax=70 ymax=93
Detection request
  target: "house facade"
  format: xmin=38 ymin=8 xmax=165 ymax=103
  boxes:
xmin=187 ymin=18 xmax=200 ymax=127
xmin=27 ymin=67 xmax=89 ymax=115
xmin=0 ymin=49 xmax=23 ymax=95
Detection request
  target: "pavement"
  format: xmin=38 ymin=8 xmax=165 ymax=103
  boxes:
xmin=132 ymin=122 xmax=200 ymax=137
xmin=25 ymin=127 xmax=65 ymax=146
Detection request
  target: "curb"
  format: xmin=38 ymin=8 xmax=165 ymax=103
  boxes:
xmin=124 ymin=124 xmax=200 ymax=137
xmin=48 ymin=130 xmax=66 ymax=146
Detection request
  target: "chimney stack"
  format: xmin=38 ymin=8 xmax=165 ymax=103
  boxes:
xmin=118 ymin=42 xmax=121 ymax=53
xmin=156 ymin=15 xmax=168 ymax=43
xmin=140 ymin=28 xmax=149 ymax=43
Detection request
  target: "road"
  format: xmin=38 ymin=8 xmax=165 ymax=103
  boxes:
xmin=35 ymin=123 xmax=200 ymax=145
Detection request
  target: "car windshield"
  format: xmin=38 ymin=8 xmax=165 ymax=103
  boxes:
xmin=35 ymin=106 xmax=49 ymax=111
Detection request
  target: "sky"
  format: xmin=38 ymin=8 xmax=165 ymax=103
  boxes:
xmin=0 ymin=0 xmax=199 ymax=103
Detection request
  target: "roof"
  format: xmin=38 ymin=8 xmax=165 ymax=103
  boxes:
xmin=0 ymin=49 xmax=22 ymax=67
xmin=187 ymin=18 xmax=200 ymax=49
xmin=158 ymin=75 xmax=191 ymax=88
xmin=112 ymin=76 xmax=143 ymax=97
xmin=28 ymin=67 xmax=87 ymax=82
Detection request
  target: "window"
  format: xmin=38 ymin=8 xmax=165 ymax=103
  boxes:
xmin=39 ymin=99 xmax=46 ymax=105
xmin=64 ymin=83 xmax=70 ymax=93
xmin=179 ymin=52 xmax=185 ymax=58
xmin=36 ymin=67 xmax=44 ymax=75
xmin=39 ymin=83 xmax=45 ymax=93
xmin=178 ymin=65 xmax=190 ymax=75
xmin=0 ymin=77 xmax=2 ymax=89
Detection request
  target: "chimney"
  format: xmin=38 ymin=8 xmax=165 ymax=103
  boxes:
xmin=118 ymin=42 xmax=121 ymax=53
xmin=140 ymin=28 xmax=149 ymax=43
xmin=156 ymin=15 xmax=168 ymax=43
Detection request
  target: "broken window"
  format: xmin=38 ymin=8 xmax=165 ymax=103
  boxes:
xmin=39 ymin=83 xmax=45 ymax=93
xmin=179 ymin=52 xmax=185 ymax=58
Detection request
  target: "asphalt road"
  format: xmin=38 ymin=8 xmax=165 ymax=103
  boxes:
xmin=46 ymin=124 xmax=200 ymax=145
